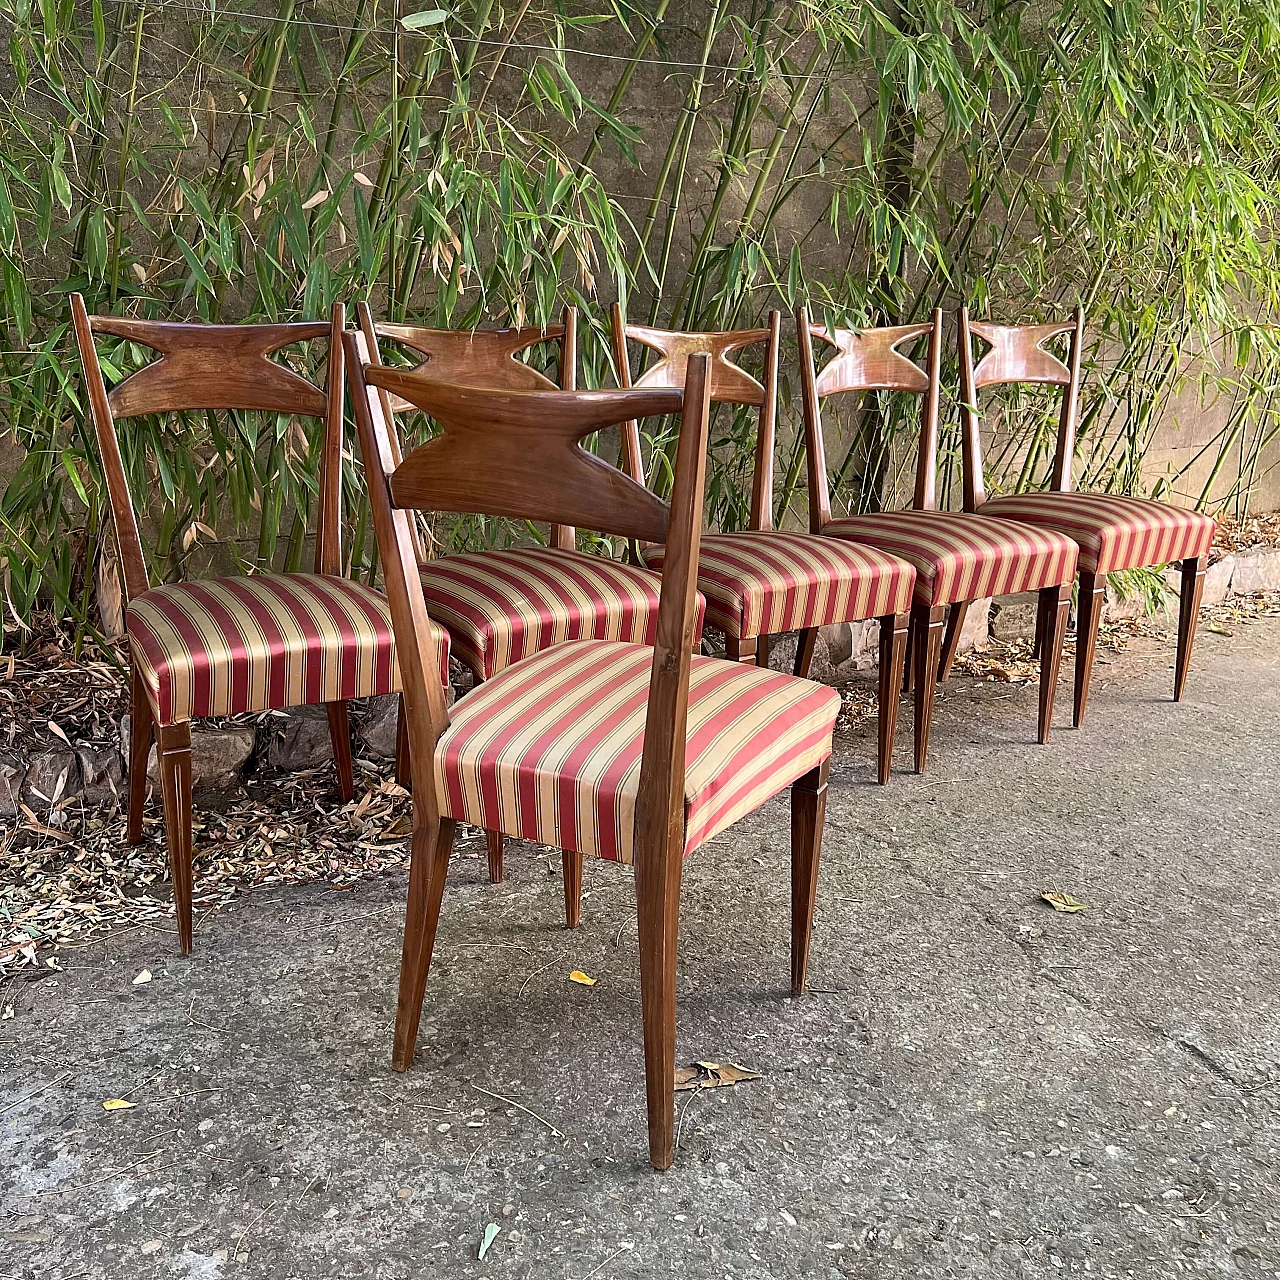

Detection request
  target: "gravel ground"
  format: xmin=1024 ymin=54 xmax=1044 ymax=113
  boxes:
xmin=3 ymin=617 xmax=1279 ymax=1280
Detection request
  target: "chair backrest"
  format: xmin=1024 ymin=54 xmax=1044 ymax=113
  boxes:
xmin=609 ymin=304 xmax=781 ymax=530
xmin=70 ymin=293 xmax=345 ymax=603
xmin=345 ymin=331 xmax=712 ymax=856
xmin=957 ymin=306 xmax=1085 ymax=504
xmin=357 ymin=302 xmax=578 ymax=551
xmin=795 ymin=306 xmax=943 ymax=527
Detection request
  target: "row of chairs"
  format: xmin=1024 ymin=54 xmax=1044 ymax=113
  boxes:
xmin=71 ymin=295 xmax=1214 ymax=1167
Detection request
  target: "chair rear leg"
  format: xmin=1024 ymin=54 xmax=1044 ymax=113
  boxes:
xmin=326 ymin=702 xmax=355 ymax=802
xmin=562 ymin=850 xmax=583 ymax=929
xmin=1174 ymin=555 xmax=1207 ymax=701
xmin=156 ymin=722 xmax=194 ymax=955
xmin=912 ymin=605 xmax=946 ymax=774
xmin=937 ymin=600 xmax=969 ymax=681
xmin=127 ymin=666 xmax=153 ymax=846
xmin=790 ymin=759 xmax=830 ymax=996
xmin=793 ymin=627 xmax=818 ymax=678
xmin=1036 ymin=584 xmax=1071 ymax=743
xmin=392 ymin=816 xmax=457 ymax=1072
xmin=1073 ymin=572 xmax=1104 ymax=727
xmin=394 ymin=694 xmax=411 ymax=788
xmin=486 ymin=830 xmax=505 ymax=883
xmin=876 ymin=613 xmax=908 ymax=785
xmin=756 ymin=634 xmax=772 ymax=668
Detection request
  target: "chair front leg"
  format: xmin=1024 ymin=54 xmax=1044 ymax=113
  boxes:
xmin=562 ymin=850 xmax=583 ymax=929
xmin=1174 ymin=555 xmax=1207 ymax=702
xmin=392 ymin=816 xmax=458 ymax=1072
xmin=724 ymin=634 xmax=757 ymax=663
xmin=912 ymin=605 xmax=947 ymax=774
xmin=1036 ymin=583 xmax=1071 ymax=743
xmin=635 ymin=823 xmax=686 ymax=1170
xmin=937 ymin=600 xmax=969 ymax=682
xmin=790 ymin=759 xmax=830 ymax=996
xmin=877 ymin=613 xmax=909 ymax=785
xmin=756 ymin=634 xmax=772 ymax=669
xmin=793 ymin=627 xmax=818 ymax=678
xmin=127 ymin=665 xmax=153 ymax=846
xmin=1073 ymin=571 xmax=1104 ymax=727
xmin=156 ymin=721 xmax=194 ymax=955
xmin=326 ymin=703 xmax=356 ymax=802
xmin=394 ymin=694 xmax=411 ymax=788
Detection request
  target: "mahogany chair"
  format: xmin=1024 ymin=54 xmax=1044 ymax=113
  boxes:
xmin=611 ymin=305 xmax=916 ymax=783
xmin=957 ymin=307 xmax=1216 ymax=724
xmin=357 ymin=304 xmax=703 ymax=905
xmin=71 ymin=295 xmax=447 ymax=955
xmin=797 ymin=305 xmax=1080 ymax=772
xmin=347 ymin=337 xmax=842 ymax=1169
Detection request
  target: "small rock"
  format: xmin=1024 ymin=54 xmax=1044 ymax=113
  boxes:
xmin=1228 ymin=547 xmax=1280 ymax=594
xmin=990 ymin=592 xmax=1040 ymax=641
xmin=77 ymin=747 xmax=126 ymax=807
xmin=0 ymin=754 xmax=24 ymax=816
xmin=818 ymin=621 xmax=855 ymax=668
xmin=144 ymin=724 xmax=256 ymax=791
xmin=1201 ymin=556 xmax=1234 ymax=607
xmin=957 ymin=597 xmax=993 ymax=652
xmin=354 ymin=693 xmax=401 ymax=760
xmin=266 ymin=706 xmax=335 ymax=772
xmin=20 ymin=750 xmax=80 ymax=812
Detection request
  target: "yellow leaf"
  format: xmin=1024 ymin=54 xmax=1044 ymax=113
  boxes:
xmin=1041 ymin=890 xmax=1089 ymax=913
xmin=102 ymin=1098 xmax=135 ymax=1111
xmin=569 ymin=971 xmax=597 ymax=986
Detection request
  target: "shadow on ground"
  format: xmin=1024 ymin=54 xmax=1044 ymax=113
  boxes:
xmin=4 ymin=620 xmax=1280 ymax=1278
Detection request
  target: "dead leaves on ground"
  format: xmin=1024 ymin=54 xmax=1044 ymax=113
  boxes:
xmin=1041 ymin=890 xmax=1089 ymax=913
xmin=674 ymin=1061 xmax=762 ymax=1092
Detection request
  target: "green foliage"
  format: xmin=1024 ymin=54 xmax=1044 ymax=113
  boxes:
xmin=1 ymin=0 xmax=1279 ymax=641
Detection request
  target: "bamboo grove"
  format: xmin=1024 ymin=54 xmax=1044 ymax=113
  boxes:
xmin=1 ymin=0 xmax=1279 ymax=640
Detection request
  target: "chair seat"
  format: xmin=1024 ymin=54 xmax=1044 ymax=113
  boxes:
xmin=823 ymin=511 xmax=1078 ymax=608
xmin=978 ymin=492 xmax=1216 ymax=576
xmin=434 ymin=641 xmax=840 ymax=864
xmin=127 ymin=573 xmax=437 ymax=727
xmin=418 ymin=547 xmax=704 ymax=681
xmin=640 ymin=531 xmax=915 ymax=640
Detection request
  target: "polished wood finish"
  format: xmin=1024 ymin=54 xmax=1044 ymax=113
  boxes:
xmin=1036 ymin=584 xmax=1071 ymax=741
xmin=937 ymin=601 xmax=969 ymax=682
xmin=1175 ymin=555 xmax=1206 ymax=702
xmin=790 ymin=758 xmax=829 ymax=996
xmin=911 ymin=605 xmax=947 ymax=773
xmin=562 ymin=850 xmax=584 ymax=930
xmin=1073 ymin=572 xmax=1105 ymax=727
xmin=877 ymin=614 xmax=910 ymax=784
xmin=71 ymin=295 xmax=357 ymax=952
xmin=793 ymin=628 xmax=818 ymax=678
xmin=352 ymin=339 xmax=832 ymax=1167
xmin=485 ymin=830 xmax=504 ymax=884
xmin=724 ymin=635 xmax=757 ymax=663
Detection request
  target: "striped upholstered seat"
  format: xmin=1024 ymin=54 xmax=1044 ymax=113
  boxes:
xmin=976 ymin=492 xmax=1215 ymax=577
xmin=418 ymin=547 xmax=704 ymax=681
xmin=435 ymin=640 xmax=840 ymax=864
xmin=126 ymin=573 xmax=444 ymax=727
xmin=822 ymin=511 xmax=1079 ymax=609
xmin=640 ymin=530 xmax=914 ymax=640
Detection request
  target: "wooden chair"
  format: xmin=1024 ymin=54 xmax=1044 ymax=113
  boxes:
xmin=346 ymin=336 xmax=842 ymax=1169
xmin=957 ymin=307 xmax=1216 ymax=724
xmin=797 ymin=306 xmax=1080 ymax=771
xmin=610 ymin=305 xmax=916 ymax=783
xmin=70 ymin=295 xmax=446 ymax=955
xmin=357 ymin=304 xmax=703 ymax=905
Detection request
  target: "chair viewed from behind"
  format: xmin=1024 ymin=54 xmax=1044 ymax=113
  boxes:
xmin=611 ymin=305 xmax=917 ymax=784
xmin=957 ymin=308 xmax=1216 ymax=723
xmin=70 ymin=296 xmax=440 ymax=954
xmin=797 ymin=306 xmax=1080 ymax=771
xmin=357 ymin=304 xmax=704 ymax=908
xmin=346 ymin=335 xmax=843 ymax=1168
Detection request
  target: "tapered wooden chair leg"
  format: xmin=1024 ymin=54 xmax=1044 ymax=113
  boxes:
xmin=912 ymin=605 xmax=946 ymax=774
xmin=1073 ymin=572 xmax=1104 ymax=727
xmin=1174 ymin=555 xmax=1206 ymax=702
xmin=756 ymin=634 xmax=772 ymax=669
xmin=562 ymin=849 xmax=583 ymax=929
xmin=725 ymin=635 xmax=757 ymax=663
xmin=127 ymin=666 xmax=152 ymax=846
xmin=392 ymin=817 xmax=457 ymax=1072
xmin=793 ymin=627 xmax=818 ymax=678
xmin=790 ymin=760 xmax=829 ymax=996
xmin=156 ymin=721 xmax=194 ymax=955
xmin=326 ymin=702 xmax=356 ymax=802
xmin=876 ymin=613 xmax=908 ymax=784
xmin=394 ymin=694 xmax=411 ymax=788
xmin=486 ymin=830 xmax=504 ymax=883
xmin=635 ymin=830 xmax=685 ymax=1170
xmin=1037 ymin=584 xmax=1070 ymax=743
xmin=937 ymin=600 xmax=969 ymax=681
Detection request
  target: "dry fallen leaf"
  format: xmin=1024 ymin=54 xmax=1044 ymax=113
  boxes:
xmin=674 ymin=1061 xmax=763 ymax=1091
xmin=133 ymin=968 xmax=152 ymax=985
xmin=1208 ymin=623 xmax=1233 ymax=636
xmin=1041 ymin=890 xmax=1089 ymax=913
xmin=478 ymin=1223 xmax=499 ymax=1260
xmin=102 ymin=1098 xmax=135 ymax=1111
xmin=569 ymin=970 xmax=597 ymax=987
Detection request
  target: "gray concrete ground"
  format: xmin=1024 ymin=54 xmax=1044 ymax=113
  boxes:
xmin=4 ymin=620 xmax=1280 ymax=1280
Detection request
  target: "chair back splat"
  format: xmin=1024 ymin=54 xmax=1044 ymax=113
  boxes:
xmin=795 ymin=306 xmax=942 ymax=523
xmin=610 ymin=304 xmax=780 ymax=530
xmin=357 ymin=301 xmax=579 ymax=549
xmin=69 ymin=294 xmax=346 ymax=597
xmin=957 ymin=307 xmax=1085 ymax=504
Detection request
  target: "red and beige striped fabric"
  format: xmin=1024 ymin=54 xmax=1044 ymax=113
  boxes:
xmin=977 ymin=492 xmax=1215 ymax=576
xmin=822 ymin=511 xmax=1078 ymax=607
xmin=418 ymin=547 xmax=704 ymax=680
xmin=434 ymin=640 xmax=840 ymax=864
xmin=126 ymin=573 xmax=440 ymax=727
xmin=640 ymin=531 xmax=915 ymax=639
